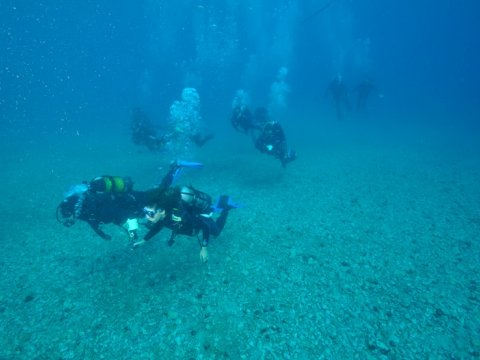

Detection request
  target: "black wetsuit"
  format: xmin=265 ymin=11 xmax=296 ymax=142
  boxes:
xmin=355 ymin=81 xmax=377 ymax=113
xmin=58 ymin=164 xmax=194 ymax=240
xmin=190 ymin=132 xmax=214 ymax=147
xmin=231 ymin=105 xmax=261 ymax=134
xmin=131 ymin=108 xmax=164 ymax=151
xmin=326 ymin=78 xmax=350 ymax=120
xmin=144 ymin=187 xmax=230 ymax=247
xmin=254 ymin=121 xmax=296 ymax=167
xmin=73 ymin=190 xmax=146 ymax=240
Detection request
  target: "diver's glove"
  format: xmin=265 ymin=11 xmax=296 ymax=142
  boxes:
xmin=132 ymin=239 xmax=146 ymax=249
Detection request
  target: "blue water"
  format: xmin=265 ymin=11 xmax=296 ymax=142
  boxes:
xmin=1 ymin=1 xmax=479 ymax=358
xmin=2 ymin=1 xmax=479 ymax=133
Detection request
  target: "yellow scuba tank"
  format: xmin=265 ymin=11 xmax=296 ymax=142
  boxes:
xmin=89 ymin=176 xmax=133 ymax=193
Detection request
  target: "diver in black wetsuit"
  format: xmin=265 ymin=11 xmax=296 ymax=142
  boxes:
xmin=132 ymin=107 xmax=214 ymax=151
xmin=190 ymin=132 xmax=214 ymax=147
xmin=140 ymin=188 xmax=235 ymax=263
xmin=56 ymin=162 xmax=206 ymax=242
xmin=131 ymin=107 xmax=165 ymax=152
xmin=326 ymin=74 xmax=351 ymax=121
xmin=230 ymin=105 xmax=296 ymax=167
xmin=251 ymin=107 xmax=296 ymax=167
xmin=134 ymin=162 xmax=237 ymax=263
xmin=354 ymin=79 xmax=378 ymax=114
xmin=231 ymin=105 xmax=262 ymax=135
xmin=254 ymin=119 xmax=296 ymax=167
xmin=56 ymin=176 xmax=145 ymax=240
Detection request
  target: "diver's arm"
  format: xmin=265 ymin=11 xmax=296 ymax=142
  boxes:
xmin=158 ymin=165 xmax=179 ymax=190
xmin=199 ymin=223 xmax=210 ymax=262
xmin=189 ymin=215 xmax=210 ymax=262
xmin=144 ymin=222 xmax=164 ymax=241
xmin=166 ymin=230 xmax=177 ymax=247
xmin=200 ymin=230 xmax=210 ymax=248
xmin=195 ymin=217 xmax=210 ymax=262
xmin=132 ymin=220 xmax=163 ymax=249
xmin=88 ymin=221 xmax=111 ymax=240
xmin=199 ymin=246 xmax=209 ymax=262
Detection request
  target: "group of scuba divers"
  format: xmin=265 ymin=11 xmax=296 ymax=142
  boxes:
xmin=131 ymin=104 xmax=296 ymax=168
xmin=57 ymin=161 xmax=238 ymax=263
xmin=56 ymin=105 xmax=296 ymax=263
xmin=230 ymin=105 xmax=296 ymax=167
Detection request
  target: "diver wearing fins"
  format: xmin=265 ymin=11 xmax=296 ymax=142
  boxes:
xmin=56 ymin=161 xmax=205 ymax=242
xmin=254 ymin=118 xmax=297 ymax=167
xmin=231 ymin=104 xmax=262 ymax=135
xmin=133 ymin=162 xmax=239 ymax=263
xmin=230 ymin=105 xmax=296 ymax=167
xmin=131 ymin=106 xmax=214 ymax=153
xmin=325 ymin=74 xmax=351 ymax=121
xmin=131 ymin=107 xmax=166 ymax=152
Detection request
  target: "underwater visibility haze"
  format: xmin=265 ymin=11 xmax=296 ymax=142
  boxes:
xmin=1 ymin=0 xmax=479 ymax=358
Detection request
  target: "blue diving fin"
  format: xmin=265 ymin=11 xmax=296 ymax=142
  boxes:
xmin=175 ymin=160 xmax=204 ymax=169
xmin=168 ymin=160 xmax=204 ymax=185
xmin=213 ymin=195 xmax=241 ymax=212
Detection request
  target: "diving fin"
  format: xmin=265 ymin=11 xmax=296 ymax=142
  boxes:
xmin=174 ymin=160 xmax=204 ymax=169
xmin=168 ymin=160 xmax=204 ymax=184
xmin=214 ymin=195 xmax=240 ymax=212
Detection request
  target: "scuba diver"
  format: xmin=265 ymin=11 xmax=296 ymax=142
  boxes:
xmin=254 ymin=119 xmax=297 ymax=167
xmin=231 ymin=105 xmax=261 ymax=135
xmin=56 ymin=176 xmax=144 ymax=241
xmin=325 ymin=74 xmax=351 ymax=121
xmin=132 ymin=163 xmax=238 ymax=263
xmin=353 ymin=79 xmax=381 ymax=115
xmin=190 ymin=132 xmax=215 ymax=147
xmin=56 ymin=161 xmax=206 ymax=243
xmin=230 ymin=105 xmax=296 ymax=167
xmin=131 ymin=107 xmax=165 ymax=152
xmin=132 ymin=107 xmax=214 ymax=153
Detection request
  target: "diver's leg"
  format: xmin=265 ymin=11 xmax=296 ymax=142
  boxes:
xmin=191 ymin=133 xmax=214 ymax=147
xmin=210 ymin=210 xmax=229 ymax=237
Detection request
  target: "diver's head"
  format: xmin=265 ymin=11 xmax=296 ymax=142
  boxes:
xmin=143 ymin=204 xmax=166 ymax=224
xmin=143 ymin=186 xmax=178 ymax=223
xmin=56 ymin=183 xmax=88 ymax=227
xmin=56 ymin=195 xmax=79 ymax=227
xmin=143 ymin=188 xmax=167 ymax=223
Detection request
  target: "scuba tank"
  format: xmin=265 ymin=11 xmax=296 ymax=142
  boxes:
xmin=89 ymin=176 xmax=133 ymax=194
xmin=179 ymin=186 xmax=212 ymax=213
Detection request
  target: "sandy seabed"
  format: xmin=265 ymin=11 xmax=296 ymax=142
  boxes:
xmin=1 ymin=117 xmax=479 ymax=359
